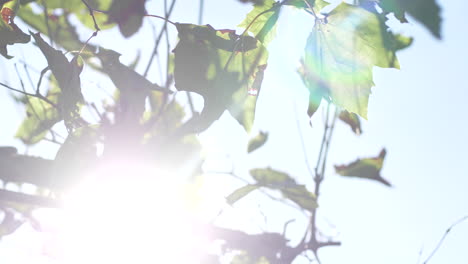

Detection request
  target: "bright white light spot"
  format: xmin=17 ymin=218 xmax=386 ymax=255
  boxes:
xmin=55 ymin=162 xmax=210 ymax=264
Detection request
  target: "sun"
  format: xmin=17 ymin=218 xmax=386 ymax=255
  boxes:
xmin=53 ymin=161 xmax=211 ymax=264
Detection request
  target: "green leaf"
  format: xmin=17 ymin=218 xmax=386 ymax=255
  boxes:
xmin=379 ymin=0 xmax=441 ymax=38
xmin=31 ymin=32 xmax=84 ymax=130
xmin=250 ymin=168 xmax=318 ymax=211
xmin=226 ymin=184 xmax=259 ymax=205
xmin=338 ymin=110 xmax=361 ymax=135
xmin=75 ymin=0 xmax=114 ymax=30
xmin=247 ymin=131 xmax=268 ymax=153
xmin=300 ymin=3 xmax=408 ymax=119
xmin=17 ymin=5 xmax=88 ymax=54
xmin=0 ymin=15 xmax=30 ymax=59
xmin=173 ymin=24 xmax=268 ymax=133
xmin=335 ymin=148 xmax=391 ymax=187
xmin=107 ymin=0 xmax=147 ymax=38
xmin=284 ymin=0 xmax=330 ymax=12
xmin=15 ymin=82 xmax=61 ymax=145
xmin=238 ymin=0 xmax=280 ymax=45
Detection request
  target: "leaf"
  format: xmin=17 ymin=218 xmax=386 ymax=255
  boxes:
xmin=378 ymin=0 xmax=442 ymax=38
xmin=238 ymin=0 xmax=280 ymax=45
xmin=15 ymin=81 xmax=61 ymax=145
xmin=247 ymin=131 xmax=268 ymax=153
xmin=52 ymin=124 xmax=99 ymax=190
xmin=75 ymin=0 xmax=114 ymax=30
xmin=173 ymin=24 xmax=268 ymax=133
xmin=226 ymin=184 xmax=259 ymax=205
xmin=107 ymin=0 xmax=147 ymax=38
xmin=17 ymin=5 xmax=89 ymax=54
xmin=250 ymin=168 xmax=318 ymax=211
xmin=0 ymin=13 xmax=29 ymax=59
xmin=300 ymin=3 xmax=409 ymax=119
xmin=31 ymin=32 xmax=84 ymax=130
xmin=339 ymin=110 xmax=361 ymax=135
xmin=335 ymin=148 xmax=391 ymax=187
xmin=284 ymin=0 xmax=330 ymax=12
xmin=97 ymin=48 xmax=167 ymax=125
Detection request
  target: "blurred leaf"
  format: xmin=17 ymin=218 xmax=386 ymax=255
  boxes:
xmin=299 ymin=3 xmax=409 ymax=119
xmin=173 ymin=24 xmax=268 ymax=133
xmin=339 ymin=110 xmax=361 ymax=135
xmin=250 ymin=168 xmax=317 ymax=210
xmin=15 ymin=81 xmax=61 ymax=145
xmin=226 ymin=184 xmax=259 ymax=205
xmin=284 ymin=0 xmax=329 ymax=12
xmin=31 ymin=32 xmax=84 ymax=130
xmin=107 ymin=0 xmax=147 ymax=38
xmin=238 ymin=0 xmax=280 ymax=45
xmin=17 ymin=5 xmax=86 ymax=53
xmin=247 ymin=131 xmax=268 ymax=153
xmin=52 ymin=124 xmax=99 ymax=190
xmin=97 ymin=48 xmax=167 ymax=125
xmin=75 ymin=0 xmax=114 ymax=30
xmin=378 ymin=0 xmax=441 ymax=38
xmin=335 ymin=148 xmax=391 ymax=187
xmin=0 ymin=14 xmax=29 ymax=59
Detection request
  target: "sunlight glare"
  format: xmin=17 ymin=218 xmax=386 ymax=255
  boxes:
xmin=59 ymin=161 xmax=208 ymax=264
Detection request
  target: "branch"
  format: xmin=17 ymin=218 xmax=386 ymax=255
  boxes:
xmin=422 ymin=215 xmax=468 ymax=264
xmin=0 ymin=82 xmax=57 ymax=108
xmin=0 ymin=189 xmax=61 ymax=208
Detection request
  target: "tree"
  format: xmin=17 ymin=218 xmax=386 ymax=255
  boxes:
xmin=0 ymin=0 xmax=451 ymax=263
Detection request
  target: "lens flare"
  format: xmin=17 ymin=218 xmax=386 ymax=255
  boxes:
xmin=55 ymin=162 xmax=209 ymax=264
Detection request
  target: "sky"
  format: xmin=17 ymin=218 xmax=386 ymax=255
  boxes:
xmin=1 ymin=0 xmax=468 ymax=263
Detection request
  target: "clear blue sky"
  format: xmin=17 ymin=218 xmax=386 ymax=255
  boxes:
xmin=0 ymin=0 xmax=467 ymax=263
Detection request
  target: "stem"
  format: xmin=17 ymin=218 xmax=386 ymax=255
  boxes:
xmin=143 ymin=0 xmax=176 ymax=77
xmin=0 ymin=82 xmax=56 ymax=108
xmin=144 ymin=14 xmax=177 ymax=27
xmin=422 ymin=215 xmax=468 ymax=264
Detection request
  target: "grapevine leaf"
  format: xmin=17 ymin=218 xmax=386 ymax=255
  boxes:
xmin=300 ymin=3 xmax=409 ymax=118
xmin=339 ymin=110 xmax=361 ymax=135
xmin=247 ymin=131 xmax=268 ymax=153
xmin=107 ymin=0 xmax=147 ymax=38
xmin=0 ymin=14 xmax=29 ymax=59
xmin=335 ymin=148 xmax=391 ymax=187
xmin=226 ymin=184 xmax=259 ymax=205
xmin=173 ymin=24 xmax=268 ymax=133
xmin=238 ymin=0 xmax=280 ymax=45
xmin=31 ymin=32 xmax=84 ymax=130
xmin=379 ymin=0 xmax=441 ymax=38
xmin=250 ymin=168 xmax=318 ymax=211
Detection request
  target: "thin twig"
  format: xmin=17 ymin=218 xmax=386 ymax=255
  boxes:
xmin=0 ymin=82 xmax=56 ymax=107
xmin=143 ymin=0 xmax=176 ymax=77
xmin=144 ymin=14 xmax=177 ymax=27
xmin=422 ymin=215 xmax=468 ymax=264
